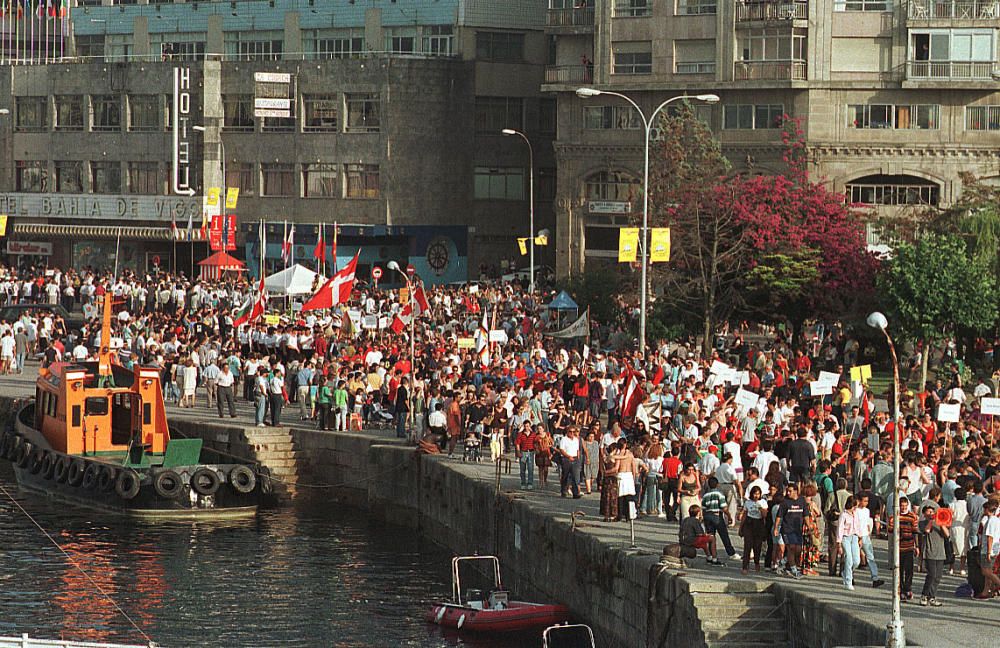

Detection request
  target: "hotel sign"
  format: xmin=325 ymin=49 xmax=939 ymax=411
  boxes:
xmin=173 ymin=66 xmax=196 ymax=197
xmin=7 ymin=241 xmax=52 ymax=255
xmin=588 ymin=201 xmax=631 ymax=214
xmin=0 ymin=194 xmax=202 ymax=221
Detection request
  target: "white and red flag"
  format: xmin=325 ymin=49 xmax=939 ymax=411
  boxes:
xmin=301 ymin=251 xmax=359 ymax=311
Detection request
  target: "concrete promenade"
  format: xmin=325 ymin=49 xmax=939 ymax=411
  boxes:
xmin=0 ymin=367 xmax=994 ymax=647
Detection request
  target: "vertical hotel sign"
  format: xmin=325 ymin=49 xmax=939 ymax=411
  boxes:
xmin=172 ymin=67 xmax=196 ymax=196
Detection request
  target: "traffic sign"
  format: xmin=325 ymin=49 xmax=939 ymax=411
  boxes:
xmin=372 ymin=266 xmax=383 ymax=283
xmin=152 ymin=255 xmax=161 ymax=267
xmin=406 ymin=263 xmax=415 ymax=277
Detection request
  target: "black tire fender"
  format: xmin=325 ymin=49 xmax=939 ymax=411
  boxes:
xmin=228 ymin=465 xmax=257 ymax=494
xmin=153 ymin=470 xmax=184 ymax=499
xmin=190 ymin=468 xmax=221 ymax=496
xmin=115 ymin=469 xmax=141 ymax=500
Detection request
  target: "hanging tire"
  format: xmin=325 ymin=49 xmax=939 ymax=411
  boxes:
xmin=228 ymin=465 xmax=256 ymax=494
xmin=14 ymin=441 xmax=34 ymax=468
xmin=40 ymin=452 xmax=57 ymax=479
xmin=66 ymin=459 xmax=86 ymax=487
xmin=153 ymin=470 xmax=184 ymax=499
xmin=82 ymin=463 xmax=101 ymax=490
xmin=53 ymin=455 xmax=71 ymax=483
xmin=115 ymin=469 xmax=141 ymax=500
xmin=28 ymin=448 xmax=46 ymax=474
xmin=98 ymin=466 xmax=117 ymax=493
xmin=190 ymin=468 xmax=221 ymax=496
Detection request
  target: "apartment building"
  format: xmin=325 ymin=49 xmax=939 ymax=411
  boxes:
xmin=0 ymin=0 xmax=555 ymax=282
xmin=544 ymin=0 xmax=1000 ymax=276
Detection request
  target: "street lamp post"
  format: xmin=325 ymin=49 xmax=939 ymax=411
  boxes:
xmin=388 ymin=260 xmax=416 ymax=441
xmin=501 ymin=128 xmax=536 ymax=292
xmin=575 ymin=88 xmax=719 ymax=353
xmin=867 ymin=310 xmax=905 ymax=648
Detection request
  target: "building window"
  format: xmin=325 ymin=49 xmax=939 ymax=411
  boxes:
xmin=615 ymin=0 xmax=653 ymax=17
xmin=423 ymin=26 xmax=454 ymax=55
xmin=966 ymin=105 xmax=1000 ymax=130
xmin=225 ymin=33 xmax=283 ymax=61
xmin=740 ymin=27 xmax=808 ymax=61
xmin=262 ymin=163 xmax=295 ymax=197
xmin=723 ymin=104 xmax=785 ymax=129
xmin=16 ymin=161 xmax=47 ymax=192
xmin=75 ymin=35 xmax=105 ymax=60
xmin=92 ymin=95 xmax=122 ymax=132
xmin=303 ymin=164 xmax=340 ymax=198
xmin=262 ymin=116 xmax=296 ymax=133
xmin=675 ymin=39 xmax=716 ymax=74
xmin=538 ymin=98 xmax=557 ymax=135
xmin=846 ymin=174 xmax=940 ymax=206
xmin=474 ymin=167 xmax=525 ymax=200
xmin=848 ymin=104 xmax=939 ymax=129
xmin=613 ymin=47 xmax=653 ymax=74
xmin=345 ymin=163 xmax=380 ymax=198
xmin=584 ymin=105 xmax=641 ymax=129
xmin=475 ymin=97 xmax=524 ymax=133
xmin=345 ymin=94 xmax=380 ymax=133
xmin=91 ymin=162 xmax=122 ymax=194
xmin=223 ymin=96 xmax=254 ymax=132
xmin=678 ymin=0 xmax=717 ymax=15
xmin=15 ymin=97 xmax=47 ymax=132
xmin=226 ymin=163 xmax=256 ymax=196
xmin=55 ymin=161 xmax=83 ymax=193
xmin=159 ymin=40 xmax=207 ymax=61
xmin=128 ymin=95 xmax=160 ymax=132
xmin=585 ymin=171 xmax=639 ymax=201
xmin=54 ymin=96 xmax=84 ymax=131
xmin=313 ymin=36 xmax=364 ymax=59
xmin=304 ymin=95 xmax=339 ymax=132
xmin=834 ymin=0 xmax=888 ymax=9
xmin=385 ymin=28 xmax=417 ymax=54
xmin=476 ymin=31 xmax=525 ymax=62
xmin=128 ymin=162 xmax=159 ymax=194
xmin=910 ymin=29 xmax=993 ymax=78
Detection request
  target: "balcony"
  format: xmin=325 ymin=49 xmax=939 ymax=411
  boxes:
xmin=907 ymin=59 xmax=994 ymax=79
xmin=734 ymin=60 xmax=807 ymax=80
xmin=908 ymin=0 xmax=999 ymax=18
xmin=736 ymin=0 xmax=807 ymax=21
xmin=546 ymin=7 xmax=595 ymax=32
xmin=544 ymin=65 xmax=592 ymax=84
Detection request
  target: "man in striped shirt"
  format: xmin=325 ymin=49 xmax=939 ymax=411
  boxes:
xmin=889 ymin=497 xmax=919 ymax=601
xmin=702 ymin=476 xmax=741 ymax=561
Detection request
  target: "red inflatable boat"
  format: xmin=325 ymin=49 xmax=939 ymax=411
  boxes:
xmin=426 ymin=556 xmax=571 ymax=633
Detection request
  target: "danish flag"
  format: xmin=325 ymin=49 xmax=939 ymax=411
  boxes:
xmin=301 ymin=251 xmax=359 ymax=311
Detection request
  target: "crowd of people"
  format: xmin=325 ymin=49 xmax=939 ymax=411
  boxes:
xmin=3 ymin=260 xmax=1000 ymax=609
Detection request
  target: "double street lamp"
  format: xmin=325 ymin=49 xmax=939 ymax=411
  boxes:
xmin=867 ymin=310 xmax=905 ymax=648
xmin=575 ymin=87 xmax=719 ymax=353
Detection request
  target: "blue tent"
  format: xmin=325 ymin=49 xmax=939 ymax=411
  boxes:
xmin=547 ymin=290 xmax=579 ymax=312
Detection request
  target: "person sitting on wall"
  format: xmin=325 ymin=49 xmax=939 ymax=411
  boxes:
xmin=680 ymin=504 xmax=723 ymax=565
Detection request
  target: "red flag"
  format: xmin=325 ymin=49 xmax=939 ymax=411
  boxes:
xmin=619 ymin=369 xmax=645 ymax=420
xmin=234 ymin=275 xmax=267 ymax=327
xmin=281 ymin=224 xmax=295 ymax=264
xmin=391 ymin=303 xmax=412 ymax=334
xmin=413 ymin=284 xmax=430 ymax=316
xmin=330 ymin=221 xmax=338 ymax=271
xmin=301 ymin=251 xmax=358 ymax=312
xmin=313 ymin=225 xmax=325 ymax=262
xmin=652 ymin=365 xmax=665 ymax=386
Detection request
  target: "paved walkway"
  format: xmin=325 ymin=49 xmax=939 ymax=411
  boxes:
xmin=0 ymin=365 xmax=994 ymax=646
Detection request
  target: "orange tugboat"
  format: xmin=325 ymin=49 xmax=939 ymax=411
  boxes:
xmin=0 ymin=293 xmax=267 ymax=519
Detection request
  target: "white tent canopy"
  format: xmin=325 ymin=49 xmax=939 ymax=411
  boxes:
xmin=264 ymin=264 xmax=325 ymax=297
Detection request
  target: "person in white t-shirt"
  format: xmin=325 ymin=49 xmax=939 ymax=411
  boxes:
xmin=0 ymin=331 xmax=14 ymax=374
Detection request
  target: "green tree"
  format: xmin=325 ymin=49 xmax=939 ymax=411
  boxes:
xmin=876 ymin=232 xmax=998 ymax=388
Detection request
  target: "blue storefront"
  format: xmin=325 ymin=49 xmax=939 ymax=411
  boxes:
xmin=242 ymin=222 xmax=468 ymax=286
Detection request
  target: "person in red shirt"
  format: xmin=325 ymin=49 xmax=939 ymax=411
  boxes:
xmin=795 ymin=350 xmax=811 ymax=375
xmin=514 ymin=421 xmax=537 ymax=489
xmin=662 ymin=447 xmax=684 ymax=521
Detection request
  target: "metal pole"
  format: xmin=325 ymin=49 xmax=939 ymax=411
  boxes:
xmin=884 ymin=329 xmax=905 ymax=648
xmin=640 ymin=120 xmax=650 ymax=353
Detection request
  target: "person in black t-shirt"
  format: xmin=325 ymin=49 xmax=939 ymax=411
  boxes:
xmin=787 ymin=427 xmax=816 ymax=484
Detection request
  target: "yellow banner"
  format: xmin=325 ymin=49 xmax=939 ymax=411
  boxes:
xmin=517 ymin=238 xmax=528 ymax=256
xmin=0 ymin=215 xmax=7 ymax=237
xmin=226 ymin=187 xmax=240 ymax=210
xmin=399 ymin=287 xmax=409 ymax=304
xmin=618 ymin=228 xmax=639 ymax=263
xmin=264 ymin=314 xmax=281 ymax=326
xmin=849 ymin=364 xmax=873 ymax=382
xmin=206 ymin=187 xmax=221 ymax=207
xmin=650 ymin=227 xmax=671 ymax=263
xmin=534 ymin=234 xmax=548 ymax=246
xmin=457 ymin=337 xmax=475 ymax=349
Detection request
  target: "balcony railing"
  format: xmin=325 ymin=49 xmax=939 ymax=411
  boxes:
xmin=546 ymin=7 xmax=596 ymax=27
xmin=908 ymin=0 xmax=1000 ymax=18
xmin=736 ymin=0 xmax=807 ymax=21
xmin=734 ymin=60 xmax=807 ymax=80
xmin=907 ymin=59 xmax=994 ymax=79
xmin=544 ymin=65 xmax=592 ymax=83
xmin=614 ymin=2 xmax=653 ymax=16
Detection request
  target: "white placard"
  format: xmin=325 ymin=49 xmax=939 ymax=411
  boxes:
xmin=737 ymin=370 xmax=750 ymax=386
xmin=817 ymin=371 xmax=841 ymax=387
xmin=362 ymin=315 xmax=378 ymax=330
xmin=735 ymin=388 xmax=760 ymax=410
xmin=981 ymin=397 xmax=1000 ymax=416
xmin=810 ymin=382 xmax=833 ymax=396
xmin=937 ymin=402 xmax=960 ymax=423
xmin=469 ymin=284 xmax=480 ymax=293
xmin=489 ymin=329 xmax=508 ymax=344
xmin=378 ymin=316 xmax=390 ymax=330
xmin=710 ymin=360 xmax=730 ymax=375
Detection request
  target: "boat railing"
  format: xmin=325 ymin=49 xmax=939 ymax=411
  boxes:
xmin=451 ymin=555 xmax=502 ymax=605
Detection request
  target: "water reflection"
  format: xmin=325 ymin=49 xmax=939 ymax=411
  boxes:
xmin=0 ymin=465 xmax=538 ymax=648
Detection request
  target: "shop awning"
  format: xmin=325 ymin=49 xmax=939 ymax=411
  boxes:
xmin=12 ymin=224 xmax=183 ymax=241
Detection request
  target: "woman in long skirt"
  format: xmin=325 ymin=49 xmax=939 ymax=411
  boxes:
xmin=600 ymin=445 xmax=620 ymax=522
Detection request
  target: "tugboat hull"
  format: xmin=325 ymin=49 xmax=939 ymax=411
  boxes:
xmin=4 ymin=404 xmax=267 ymax=520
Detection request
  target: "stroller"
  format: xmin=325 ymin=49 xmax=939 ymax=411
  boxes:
xmin=369 ymin=402 xmax=395 ymax=428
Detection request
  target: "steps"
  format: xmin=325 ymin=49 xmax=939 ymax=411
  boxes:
xmin=688 ymin=582 xmax=790 ymax=648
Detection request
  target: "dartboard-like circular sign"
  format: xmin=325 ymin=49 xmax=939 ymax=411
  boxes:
xmin=426 ymin=237 xmax=450 ymax=274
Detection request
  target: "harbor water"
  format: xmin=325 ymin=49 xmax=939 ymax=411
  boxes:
xmin=0 ymin=463 xmax=535 ymax=648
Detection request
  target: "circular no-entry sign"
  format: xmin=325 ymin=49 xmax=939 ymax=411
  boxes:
xmin=372 ymin=267 xmax=383 ymax=281
xmin=152 ymin=255 xmax=161 ymax=266
xmin=406 ymin=264 xmax=416 ymax=277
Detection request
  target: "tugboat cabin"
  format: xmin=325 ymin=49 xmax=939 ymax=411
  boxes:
xmin=35 ymin=361 xmax=171 ymax=463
